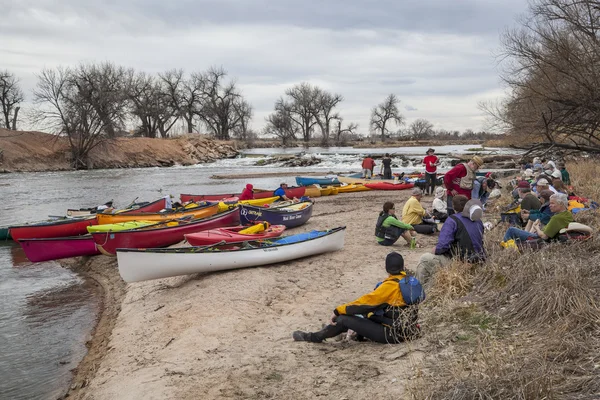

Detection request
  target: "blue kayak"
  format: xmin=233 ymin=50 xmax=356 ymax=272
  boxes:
xmin=295 ymin=176 xmax=340 ymax=186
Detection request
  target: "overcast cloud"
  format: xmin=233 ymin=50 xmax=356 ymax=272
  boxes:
xmin=1 ymin=0 xmax=528 ymax=133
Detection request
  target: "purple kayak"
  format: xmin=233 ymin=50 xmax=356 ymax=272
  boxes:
xmin=18 ymin=235 xmax=100 ymax=263
xmin=239 ymin=201 xmax=313 ymax=228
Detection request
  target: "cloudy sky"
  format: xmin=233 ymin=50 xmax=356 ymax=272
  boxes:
xmin=2 ymin=0 xmax=528 ymax=134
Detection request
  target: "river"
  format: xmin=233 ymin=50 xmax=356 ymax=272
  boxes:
xmin=0 ymin=144 xmax=511 ymax=399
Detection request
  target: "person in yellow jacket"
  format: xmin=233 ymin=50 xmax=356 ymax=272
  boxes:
xmin=292 ymin=252 xmax=423 ymax=344
xmin=402 ymin=188 xmax=437 ymax=234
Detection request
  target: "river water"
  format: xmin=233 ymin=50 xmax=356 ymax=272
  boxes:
xmin=0 ymin=144 xmax=509 ymax=399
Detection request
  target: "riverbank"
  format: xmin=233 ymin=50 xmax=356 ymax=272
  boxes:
xmin=0 ymin=130 xmax=238 ymax=173
xmin=60 ymin=189 xmax=439 ymax=399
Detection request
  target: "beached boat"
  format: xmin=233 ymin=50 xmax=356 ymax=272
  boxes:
xmin=180 ymin=187 xmax=306 ymax=203
xmin=239 ymin=202 xmax=313 ymax=228
xmin=0 ymin=227 xmax=11 ymax=240
xmin=117 ymin=227 xmax=346 ymax=283
xmin=67 ymin=197 xmax=168 ymax=217
xmin=364 ymin=182 xmax=415 ymax=191
xmin=9 ymin=216 xmax=98 ymax=241
xmin=92 ymin=207 xmax=240 ymax=256
xmin=303 ymin=186 xmax=322 ymax=197
xmin=18 ymin=236 xmax=100 ymax=263
xmin=96 ymin=202 xmax=218 ymax=225
xmin=338 ymin=176 xmax=396 ymax=184
xmin=216 ymin=196 xmax=280 ymax=212
xmin=336 ymin=184 xmax=372 ymax=193
xmin=320 ymin=187 xmax=333 ymax=196
xmin=87 ymin=220 xmax=159 ymax=233
xmin=185 ymin=224 xmax=286 ymax=246
xmin=295 ymin=176 xmax=340 ymax=186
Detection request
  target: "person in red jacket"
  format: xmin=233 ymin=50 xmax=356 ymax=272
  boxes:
xmin=443 ymin=156 xmax=483 ymax=215
xmin=239 ymin=184 xmax=254 ymax=201
xmin=362 ymin=155 xmax=376 ymax=179
xmin=423 ymin=148 xmax=439 ymax=195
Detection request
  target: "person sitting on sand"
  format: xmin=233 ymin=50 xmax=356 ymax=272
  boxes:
xmin=292 ymin=252 xmax=423 ymax=344
xmin=402 ymin=188 xmax=437 ymax=234
xmin=503 ymin=193 xmax=573 ymax=243
xmin=239 ymin=184 xmax=254 ymax=201
xmin=431 ymin=187 xmax=448 ymax=222
xmin=521 ymin=190 xmax=554 ymax=231
xmin=375 ymin=201 xmax=415 ymax=246
xmin=415 ymin=196 xmax=485 ymax=285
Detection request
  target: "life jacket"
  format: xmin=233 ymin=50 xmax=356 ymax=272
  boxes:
xmin=459 ymin=162 xmax=476 ymax=190
xmin=448 ymin=214 xmax=484 ymax=262
xmin=375 ymin=212 xmax=401 ymax=241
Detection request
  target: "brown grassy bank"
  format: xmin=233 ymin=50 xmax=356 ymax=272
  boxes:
xmin=408 ymin=160 xmax=600 ymax=399
xmin=0 ymin=129 xmax=238 ymax=173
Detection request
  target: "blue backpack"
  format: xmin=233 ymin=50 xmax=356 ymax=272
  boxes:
xmin=397 ymin=276 xmax=426 ymax=305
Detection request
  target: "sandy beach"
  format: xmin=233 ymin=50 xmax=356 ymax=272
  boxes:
xmin=64 ymin=189 xmax=439 ymax=399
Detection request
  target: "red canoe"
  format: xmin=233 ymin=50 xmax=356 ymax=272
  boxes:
xmin=19 ymin=236 xmax=100 ymax=263
xmin=180 ymin=187 xmax=306 ymax=202
xmin=120 ymin=197 xmax=168 ymax=214
xmin=185 ymin=225 xmax=286 ymax=246
xmin=91 ymin=207 xmax=240 ymax=256
xmin=9 ymin=217 xmax=98 ymax=241
xmin=364 ymin=182 xmax=415 ymax=191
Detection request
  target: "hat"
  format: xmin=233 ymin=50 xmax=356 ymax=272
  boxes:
xmin=537 ymin=178 xmax=549 ymax=186
xmin=385 ymin=252 xmax=405 ymax=275
xmin=559 ymin=222 xmax=593 ymax=234
xmin=524 ymin=168 xmax=534 ymax=177
xmin=471 ymin=156 xmax=484 ymax=167
xmin=426 ymin=148 xmax=435 ymax=154
xmin=461 ymin=199 xmax=483 ymax=221
xmin=517 ymin=180 xmax=530 ymax=189
xmin=551 ymin=170 xmax=562 ymax=179
xmin=280 ymin=182 xmax=287 ymax=186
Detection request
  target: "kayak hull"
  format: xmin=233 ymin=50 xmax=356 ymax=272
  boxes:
xmin=180 ymin=187 xmax=306 ymax=203
xmin=239 ymin=202 xmax=313 ymax=228
xmin=19 ymin=236 xmax=100 ymax=263
xmin=117 ymin=227 xmax=346 ymax=283
xmin=184 ymin=225 xmax=286 ymax=246
xmin=96 ymin=203 xmax=218 ymax=225
xmin=295 ymin=177 xmax=340 ymax=186
xmin=93 ymin=208 xmax=240 ymax=256
xmin=364 ymin=182 xmax=416 ymax=190
xmin=9 ymin=217 xmax=98 ymax=241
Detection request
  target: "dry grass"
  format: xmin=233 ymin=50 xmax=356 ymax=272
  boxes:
xmin=411 ymin=159 xmax=600 ymax=400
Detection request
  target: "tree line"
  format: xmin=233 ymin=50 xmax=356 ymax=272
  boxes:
xmin=481 ymin=0 xmax=600 ymax=153
xmin=2 ymin=63 xmax=493 ymax=168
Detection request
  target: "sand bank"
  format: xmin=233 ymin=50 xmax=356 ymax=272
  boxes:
xmin=66 ymin=190 xmax=440 ymax=399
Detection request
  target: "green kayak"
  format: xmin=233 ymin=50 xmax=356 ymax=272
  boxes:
xmin=0 ymin=227 xmax=11 ymax=241
xmin=87 ymin=220 xmax=158 ymax=233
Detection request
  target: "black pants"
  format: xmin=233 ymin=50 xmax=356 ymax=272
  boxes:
xmin=432 ymin=210 xmax=448 ymax=222
xmin=310 ymin=315 xmax=403 ymax=344
xmin=412 ymin=221 xmax=437 ymax=234
xmin=383 ymin=167 xmax=392 ymax=180
xmin=378 ymin=238 xmax=398 ymax=246
xmin=424 ymin=172 xmax=436 ymax=195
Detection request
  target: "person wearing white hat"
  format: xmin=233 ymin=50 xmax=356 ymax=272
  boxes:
xmin=503 ymin=193 xmax=573 ymax=243
xmin=416 ymin=195 xmax=485 ymax=284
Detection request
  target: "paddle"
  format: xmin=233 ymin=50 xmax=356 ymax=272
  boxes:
xmin=124 ymin=197 xmax=139 ymax=210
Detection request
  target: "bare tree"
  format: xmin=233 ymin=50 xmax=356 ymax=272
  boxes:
xmin=312 ymin=90 xmax=343 ymax=145
xmin=32 ymin=64 xmax=128 ymax=169
xmin=283 ymin=82 xmax=319 ymax=143
xmin=409 ymin=118 xmax=434 ymax=139
xmin=370 ymin=94 xmax=404 ymax=141
xmin=264 ymin=102 xmax=298 ymax=146
xmin=494 ymin=0 xmax=600 ymax=152
xmin=196 ymin=67 xmax=250 ymax=140
xmin=127 ymin=71 xmax=179 ymax=138
xmin=232 ymin=99 xmax=254 ymax=142
xmin=0 ymin=70 xmax=24 ymax=130
xmin=333 ymin=119 xmax=359 ymax=145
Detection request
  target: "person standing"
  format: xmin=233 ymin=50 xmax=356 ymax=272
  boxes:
xmin=443 ymin=156 xmax=484 ymax=215
xmin=381 ymin=153 xmax=393 ymax=180
xmin=362 ymin=155 xmax=376 ymax=179
xmin=423 ymin=148 xmax=439 ymax=195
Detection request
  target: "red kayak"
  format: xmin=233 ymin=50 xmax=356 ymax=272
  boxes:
xmin=184 ymin=225 xmax=286 ymax=246
xmin=19 ymin=235 xmax=100 ymax=263
xmin=364 ymin=182 xmax=415 ymax=191
xmin=10 ymin=217 xmax=98 ymax=241
xmin=91 ymin=207 xmax=240 ymax=256
xmin=180 ymin=187 xmax=306 ymax=202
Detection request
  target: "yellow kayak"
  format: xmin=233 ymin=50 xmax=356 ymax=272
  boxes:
xmin=304 ymin=186 xmax=322 ymax=197
xmin=336 ymin=184 xmax=372 ymax=193
xmin=320 ymin=187 xmax=333 ymax=196
xmin=97 ymin=203 xmax=219 ymax=225
xmin=217 ymin=196 xmax=279 ymax=212
xmin=87 ymin=220 xmax=158 ymax=233
xmin=328 ymin=186 xmax=339 ymax=195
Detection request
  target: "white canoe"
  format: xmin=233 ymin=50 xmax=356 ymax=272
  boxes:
xmin=117 ymin=227 xmax=346 ymax=283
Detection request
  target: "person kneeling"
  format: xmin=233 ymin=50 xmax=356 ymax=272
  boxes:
xmin=293 ymin=252 xmax=424 ymax=344
xmin=375 ymin=201 xmax=415 ymax=246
